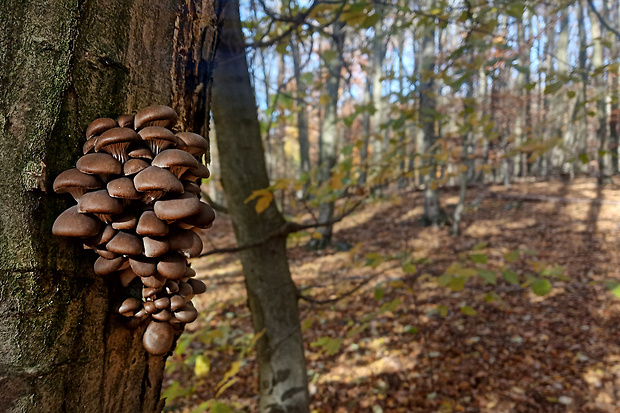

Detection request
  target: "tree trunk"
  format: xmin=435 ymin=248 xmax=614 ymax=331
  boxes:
xmin=0 ymin=0 xmax=218 ymax=412
xmin=210 ymin=1 xmax=310 ymax=412
xmin=308 ymin=22 xmax=345 ymax=249
xmin=290 ymin=34 xmax=311 ymax=183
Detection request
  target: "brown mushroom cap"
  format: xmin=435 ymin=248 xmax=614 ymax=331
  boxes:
xmin=129 ymin=256 xmax=157 ymax=277
xmin=169 ymin=294 xmax=186 ymax=311
xmin=52 ymin=205 xmax=101 ymax=238
xmin=119 ymin=267 xmax=138 ymax=287
xmin=141 ymin=273 xmax=166 ymax=289
xmin=134 ymin=105 xmax=178 ymax=130
xmin=187 ymin=278 xmax=207 ymax=294
xmin=83 ymin=137 xmax=97 ymax=154
xmin=119 ymin=297 xmax=142 ymax=316
xmin=183 ymin=266 xmax=196 ymax=279
xmin=177 ymin=281 xmax=193 ymax=298
xmin=165 ymin=280 xmax=179 ymax=294
xmin=179 ymin=202 xmax=215 ymax=229
xmin=106 ymin=231 xmax=143 ymax=256
xmin=86 ymin=117 xmax=117 ymax=140
xmin=117 ymin=114 xmax=134 ymax=128
xmin=168 ymin=228 xmax=203 ymax=257
xmin=53 ymin=168 xmax=102 ymax=200
xmin=137 ymin=126 xmax=178 ymax=155
xmin=94 ymin=256 xmax=124 ymax=276
xmin=128 ymin=147 xmax=154 ymax=160
xmin=182 ymin=180 xmax=201 ymax=194
xmin=152 ymin=149 xmax=199 ymax=178
xmin=95 ymin=127 xmax=140 ymax=163
xmin=176 ymin=132 xmax=209 ymax=158
xmin=142 ymin=287 xmax=160 ymax=299
xmin=152 ymin=309 xmax=173 ymax=322
xmin=136 ymin=210 xmax=169 ymax=236
xmin=142 ymin=320 xmax=175 ymax=356
xmin=154 ymin=297 xmax=170 ymax=309
xmin=156 ymin=252 xmax=187 ymax=280
xmin=174 ymin=302 xmax=198 ymax=323
xmin=107 ymin=177 xmax=140 ymax=201
xmin=144 ymin=301 xmax=157 ymax=314
xmin=84 ymin=224 xmax=116 ymax=247
xmin=134 ymin=166 xmax=183 ymax=203
xmin=91 ymin=246 xmax=117 ymax=260
xmin=77 ymin=189 xmax=124 ymax=223
xmin=123 ymin=158 xmax=149 ymax=176
xmin=111 ymin=212 xmax=138 ymax=230
xmin=154 ymin=192 xmax=201 ymax=222
xmin=143 ymin=236 xmax=170 ymax=258
xmin=76 ymin=153 xmax=122 ymax=179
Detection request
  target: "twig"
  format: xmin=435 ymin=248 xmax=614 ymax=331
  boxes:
xmin=586 ymin=0 xmax=620 ymax=40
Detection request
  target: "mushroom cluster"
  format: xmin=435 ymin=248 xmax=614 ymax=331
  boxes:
xmin=52 ymin=105 xmax=215 ymax=356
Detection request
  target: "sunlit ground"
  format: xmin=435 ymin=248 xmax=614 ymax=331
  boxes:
xmin=164 ymin=178 xmax=620 ymax=412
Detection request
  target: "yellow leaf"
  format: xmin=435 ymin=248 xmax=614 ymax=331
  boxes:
xmin=319 ymin=94 xmax=331 ymax=105
xmin=331 ymin=173 xmax=342 ymax=190
xmin=194 ymin=355 xmax=210 ymax=378
xmin=312 ymin=232 xmax=323 ymax=239
xmin=215 ymin=377 xmax=239 ymax=398
xmin=255 ymin=192 xmax=274 ymax=214
xmin=217 ymin=361 xmax=241 ymax=390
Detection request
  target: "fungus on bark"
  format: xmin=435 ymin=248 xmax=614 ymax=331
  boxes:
xmin=52 ymin=105 xmax=214 ymax=356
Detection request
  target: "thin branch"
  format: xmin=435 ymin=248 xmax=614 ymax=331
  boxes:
xmin=587 ymin=0 xmax=620 ymax=40
xmin=198 ymin=199 xmax=364 ymax=257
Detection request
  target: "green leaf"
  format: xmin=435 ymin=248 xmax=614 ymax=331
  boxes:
xmin=211 ymin=402 xmax=232 ymax=413
xmin=310 ymin=337 xmax=343 ymax=356
xmin=471 ymin=254 xmax=488 ymax=264
xmin=504 ymin=250 xmax=520 ymax=263
xmin=502 ymin=270 xmax=520 ymax=285
xmin=478 ymin=269 xmax=497 ymax=285
xmin=379 ymin=299 xmax=401 ymax=313
xmin=402 ymin=262 xmax=417 ymax=274
xmin=437 ymin=305 xmax=449 ymax=317
xmin=161 ymin=381 xmax=194 ymax=404
xmin=449 ymin=276 xmax=466 ymax=292
xmin=472 ymin=241 xmax=488 ymax=251
xmin=437 ymin=274 xmax=451 ymax=287
xmin=531 ymin=278 xmax=552 ymax=296
xmin=460 ymin=305 xmax=478 ymax=316
xmin=524 ymin=82 xmax=537 ymax=91
xmin=374 ymin=287 xmax=385 ymax=301
xmin=579 ymin=153 xmax=589 ymax=164
xmin=544 ymin=82 xmax=563 ymax=94
xmin=566 ymin=90 xmax=576 ymax=98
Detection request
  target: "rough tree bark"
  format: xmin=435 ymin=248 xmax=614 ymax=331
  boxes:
xmin=0 ymin=1 xmax=218 ymax=412
xmin=210 ymin=1 xmax=310 ymax=412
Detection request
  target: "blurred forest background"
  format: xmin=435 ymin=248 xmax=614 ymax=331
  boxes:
xmin=165 ymin=0 xmax=620 ymax=412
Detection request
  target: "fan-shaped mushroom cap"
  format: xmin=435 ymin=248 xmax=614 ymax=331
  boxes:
xmin=142 ymin=287 xmax=160 ymax=299
xmin=53 ymin=168 xmax=102 ymax=200
xmin=177 ymin=281 xmax=193 ymax=298
xmin=119 ymin=267 xmax=138 ymax=287
xmin=95 ymin=127 xmax=140 ymax=163
xmin=117 ymin=114 xmax=134 ymax=128
xmin=183 ymin=266 xmax=196 ymax=279
xmin=76 ymin=153 xmax=122 ymax=180
xmin=119 ymin=297 xmax=142 ymax=316
xmin=181 ymin=163 xmax=210 ymax=181
xmin=143 ymin=236 xmax=170 ymax=258
xmin=84 ymin=224 xmax=116 ymax=247
xmin=174 ymin=302 xmax=198 ymax=323
xmin=141 ymin=273 xmax=166 ymax=289
xmin=123 ymin=158 xmax=149 ymax=176
xmin=86 ymin=117 xmax=117 ymax=140
xmin=165 ymin=280 xmax=179 ymax=294
xmin=83 ymin=137 xmax=97 ymax=154
xmin=156 ymin=252 xmax=187 ymax=280
xmin=91 ymin=247 xmax=117 ymax=260
xmin=142 ymin=320 xmax=175 ymax=356
xmin=52 ymin=205 xmax=101 ymax=238
xmin=138 ymin=126 xmax=178 ymax=155
xmin=128 ymin=147 xmax=154 ymax=160
xmin=182 ymin=180 xmax=201 ymax=194
xmin=176 ymin=132 xmax=209 ymax=158
xmin=187 ymin=278 xmax=207 ymax=295
xmin=179 ymin=202 xmax=215 ymax=229
xmin=134 ymin=105 xmax=178 ymax=130
xmin=134 ymin=166 xmax=183 ymax=203
xmin=154 ymin=297 xmax=170 ymax=309
xmin=94 ymin=256 xmax=124 ymax=276
xmin=152 ymin=149 xmax=199 ymax=178
xmin=107 ymin=177 xmax=140 ymax=202
xmin=152 ymin=309 xmax=173 ymax=322
xmin=154 ymin=192 xmax=201 ymax=222
xmin=169 ymin=294 xmax=186 ymax=311
xmin=111 ymin=212 xmax=138 ymax=230
xmin=144 ymin=301 xmax=157 ymax=314
xmin=168 ymin=229 xmax=203 ymax=257
xmin=136 ymin=210 xmax=169 ymax=236
xmin=77 ymin=189 xmax=123 ymax=223
xmin=129 ymin=256 xmax=157 ymax=277
xmin=106 ymin=231 xmax=143 ymax=256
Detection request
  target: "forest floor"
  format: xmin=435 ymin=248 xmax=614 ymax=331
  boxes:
xmin=163 ymin=178 xmax=620 ymax=413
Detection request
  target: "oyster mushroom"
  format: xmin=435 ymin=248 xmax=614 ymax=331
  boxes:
xmin=95 ymin=127 xmax=140 ymax=163
xmin=134 ymin=105 xmax=178 ymax=131
xmin=142 ymin=320 xmax=175 ymax=356
xmin=53 ymin=168 xmax=102 ymax=200
xmin=52 ymin=205 xmax=101 ymax=238
xmin=138 ymin=126 xmax=178 ymax=155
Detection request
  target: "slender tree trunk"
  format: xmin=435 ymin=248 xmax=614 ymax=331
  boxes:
xmin=291 ymin=35 xmax=310 ymax=183
xmin=359 ymin=77 xmax=372 ymax=186
xmin=0 ymin=1 xmax=218 ymax=412
xmin=419 ymin=0 xmax=446 ymax=226
xmin=211 ymin=1 xmax=309 ymax=411
xmin=308 ymin=22 xmax=344 ymax=249
xmin=609 ymin=0 xmax=620 ymax=174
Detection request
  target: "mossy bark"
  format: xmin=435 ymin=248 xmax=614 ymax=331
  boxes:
xmin=0 ymin=1 xmax=218 ymax=412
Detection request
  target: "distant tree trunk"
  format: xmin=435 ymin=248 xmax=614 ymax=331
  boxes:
xmin=419 ymin=2 xmax=446 ymax=226
xmin=359 ymin=76 xmax=372 ymax=186
xmin=308 ymin=22 xmax=345 ymax=249
xmin=371 ymin=0 xmax=386 ymax=192
xmin=589 ymin=3 xmax=611 ymax=183
xmin=575 ymin=0 xmax=590 ymax=175
xmin=291 ymin=34 xmax=311 ymax=183
xmin=0 ymin=1 xmax=218 ymax=412
xmin=550 ymin=10 xmax=569 ymax=174
xmin=609 ymin=0 xmax=620 ymax=174
xmin=211 ymin=1 xmax=309 ymax=412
